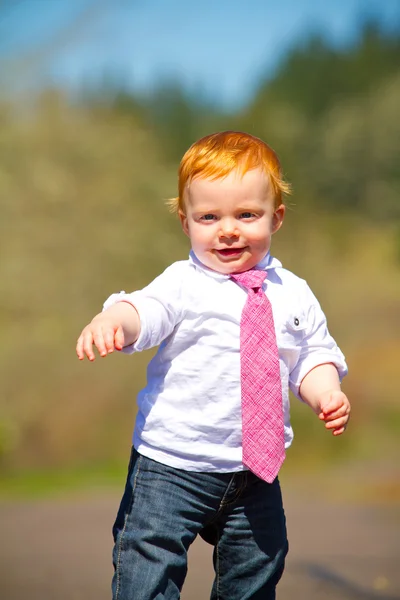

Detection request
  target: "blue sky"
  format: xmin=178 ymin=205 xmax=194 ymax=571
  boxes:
xmin=1 ymin=0 xmax=399 ymax=108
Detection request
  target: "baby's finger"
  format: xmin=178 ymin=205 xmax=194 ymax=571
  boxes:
xmin=103 ymin=329 xmax=116 ymax=353
xmin=325 ymin=415 xmax=348 ymax=430
xmin=82 ymin=330 xmax=96 ymax=361
xmin=322 ymin=405 xmax=349 ymax=421
xmin=114 ymin=326 xmax=125 ymax=351
xmin=92 ymin=330 xmax=107 ymax=358
xmin=76 ymin=335 xmax=85 ymax=360
xmin=322 ymin=397 xmax=343 ymax=415
xmin=332 ymin=426 xmax=346 ymax=436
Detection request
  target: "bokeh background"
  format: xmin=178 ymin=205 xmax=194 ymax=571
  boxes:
xmin=1 ymin=0 xmax=399 ymax=493
xmin=0 ymin=1 xmax=399 ymax=598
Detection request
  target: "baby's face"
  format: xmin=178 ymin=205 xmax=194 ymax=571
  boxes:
xmin=180 ymin=168 xmax=285 ymax=274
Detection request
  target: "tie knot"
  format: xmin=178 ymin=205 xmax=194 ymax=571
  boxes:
xmin=231 ymin=269 xmax=267 ymax=291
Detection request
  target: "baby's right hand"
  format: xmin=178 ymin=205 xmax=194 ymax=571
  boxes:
xmin=76 ymin=313 xmax=125 ymax=361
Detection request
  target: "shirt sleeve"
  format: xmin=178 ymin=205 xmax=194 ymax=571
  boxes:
xmin=102 ymin=262 xmax=186 ymax=354
xmin=289 ymin=282 xmax=348 ymax=400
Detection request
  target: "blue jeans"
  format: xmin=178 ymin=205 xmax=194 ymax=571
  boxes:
xmin=112 ymin=448 xmax=288 ymax=600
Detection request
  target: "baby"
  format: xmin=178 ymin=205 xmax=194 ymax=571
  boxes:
xmin=76 ymin=131 xmax=350 ymax=600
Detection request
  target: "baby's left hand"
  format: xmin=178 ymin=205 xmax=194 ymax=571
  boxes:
xmin=318 ymin=390 xmax=351 ymax=436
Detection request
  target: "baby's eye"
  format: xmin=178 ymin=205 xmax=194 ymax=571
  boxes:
xmin=239 ymin=212 xmax=255 ymax=219
xmin=200 ymin=214 xmax=217 ymax=221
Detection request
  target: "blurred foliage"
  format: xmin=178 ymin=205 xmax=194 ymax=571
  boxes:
xmin=251 ymin=22 xmax=400 ymax=118
xmin=0 ymin=23 xmax=399 ymax=486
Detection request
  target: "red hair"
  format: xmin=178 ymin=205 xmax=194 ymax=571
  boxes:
xmin=168 ymin=131 xmax=291 ymax=214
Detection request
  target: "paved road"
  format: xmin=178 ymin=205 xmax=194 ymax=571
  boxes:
xmin=0 ymin=490 xmax=399 ymax=599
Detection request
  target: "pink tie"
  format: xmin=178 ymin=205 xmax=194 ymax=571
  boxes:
xmin=231 ymin=269 xmax=285 ymax=483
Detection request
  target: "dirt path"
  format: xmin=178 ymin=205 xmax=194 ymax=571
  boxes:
xmin=1 ymin=489 xmax=399 ymax=600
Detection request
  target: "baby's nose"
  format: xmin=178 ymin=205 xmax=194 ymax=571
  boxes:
xmin=219 ymin=219 xmax=239 ymax=237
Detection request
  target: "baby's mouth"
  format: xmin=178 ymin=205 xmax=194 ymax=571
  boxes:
xmin=215 ymin=247 xmax=246 ymax=257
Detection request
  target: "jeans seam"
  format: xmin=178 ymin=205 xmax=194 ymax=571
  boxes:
xmin=115 ymin=453 xmax=142 ymax=600
xmin=220 ymin=471 xmax=248 ymax=508
xmin=206 ymin=473 xmax=236 ymax=527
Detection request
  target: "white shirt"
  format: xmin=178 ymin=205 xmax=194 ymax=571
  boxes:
xmin=103 ymin=252 xmax=347 ymax=473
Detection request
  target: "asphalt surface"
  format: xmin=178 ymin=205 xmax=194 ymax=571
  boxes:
xmin=0 ymin=490 xmax=399 ymax=599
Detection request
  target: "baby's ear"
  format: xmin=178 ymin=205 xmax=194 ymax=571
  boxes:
xmin=179 ymin=210 xmax=190 ymax=237
xmin=272 ymin=204 xmax=285 ymax=233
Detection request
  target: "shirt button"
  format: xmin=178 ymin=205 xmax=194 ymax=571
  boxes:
xmin=294 ymin=317 xmax=300 ymax=326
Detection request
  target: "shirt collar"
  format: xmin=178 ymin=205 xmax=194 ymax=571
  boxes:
xmin=188 ymin=250 xmax=282 ymax=280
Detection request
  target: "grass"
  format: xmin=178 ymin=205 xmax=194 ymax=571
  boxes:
xmin=0 ymin=461 xmax=128 ymax=500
